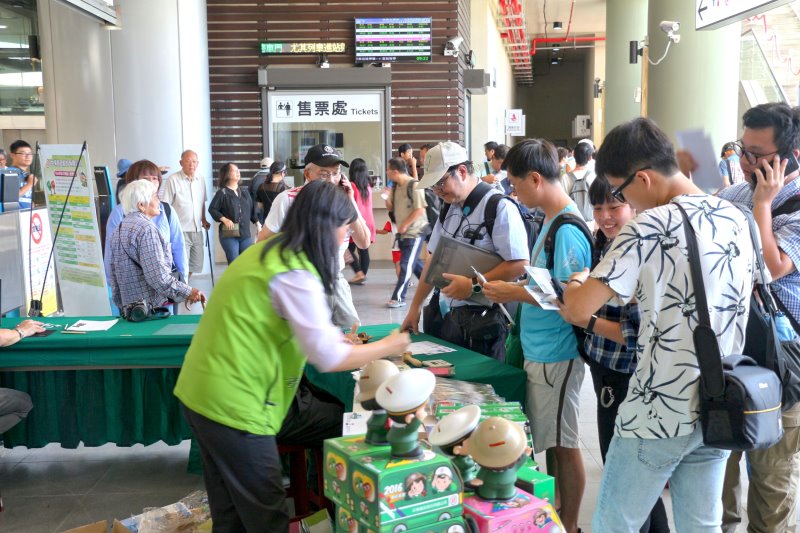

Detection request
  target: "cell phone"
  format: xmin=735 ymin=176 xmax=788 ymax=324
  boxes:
xmin=551 ymin=279 xmax=565 ymax=303
xmin=784 ymin=153 xmax=800 ymax=177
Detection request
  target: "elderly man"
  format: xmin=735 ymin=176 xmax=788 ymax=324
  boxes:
xmin=257 ymin=143 xmax=370 ymax=328
xmin=163 ymin=150 xmax=210 ymax=279
xmin=400 ymin=142 xmax=529 ymax=361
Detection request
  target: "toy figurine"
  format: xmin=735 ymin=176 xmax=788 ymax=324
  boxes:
xmin=429 ymin=404 xmax=482 ymax=484
xmin=375 ymin=368 xmax=436 ymax=459
xmin=356 ymin=359 xmax=400 ymax=445
xmin=461 ymin=417 xmax=531 ymax=501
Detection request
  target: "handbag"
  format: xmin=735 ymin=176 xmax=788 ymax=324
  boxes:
xmin=422 ymin=288 xmax=445 ymax=338
xmin=504 ymin=303 xmax=524 ymax=369
xmin=676 ymin=204 xmax=783 ymax=451
xmin=220 ymin=223 xmax=240 ymax=238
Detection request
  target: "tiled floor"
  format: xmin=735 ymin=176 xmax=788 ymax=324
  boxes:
xmin=0 ymin=261 xmax=759 ymax=532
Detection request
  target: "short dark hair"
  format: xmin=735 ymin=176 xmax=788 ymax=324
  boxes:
xmin=217 ymin=162 xmax=237 ymax=188
xmin=588 ymin=175 xmax=616 ymax=206
xmin=420 ymin=143 xmax=435 ymax=151
xmin=387 ymin=157 xmax=409 ymax=174
xmin=398 ymin=143 xmax=413 ymax=155
xmin=742 ymin=102 xmax=800 ymax=156
xmin=261 ymin=180 xmax=357 ymax=294
xmin=504 ymin=139 xmax=560 ymax=182
xmin=556 ymin=147 xmax=569 ymax=161
xmin=493 ymin=144 xmax=509 ymax=161
xmin=595 ymin=117 xmax=678 ymax=180
xmin=573 ymin=142 xmax=594 ymax=166
xmin=10 ymin=140 xmax=31 ymax=154
xmin=484 ymin=141 xmax=499 ymax=152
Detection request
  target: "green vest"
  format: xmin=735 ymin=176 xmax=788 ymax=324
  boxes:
xmin=174 ymin=239 xmax=317 ymax=435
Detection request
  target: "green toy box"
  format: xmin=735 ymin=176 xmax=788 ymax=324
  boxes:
xmin=324 ymin=435 xmax=390 ymax=513
xmin=349 ymin=447 xmax=463 ymax=532
xmin=336 ymin=506 xmax=467 ymax=533
xmin=516 ymin=458 xmax=555 ymax=504
xmin=434 ymin=402 xmax=533 ymax=452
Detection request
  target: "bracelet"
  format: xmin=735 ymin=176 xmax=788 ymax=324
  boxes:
xmin=567 ymin=279 xmax=583 ymax=286
xmin=14 ymin=327 xmax=25 ymax=340
xmin=586 ymin=314 xmax=599 ymax=334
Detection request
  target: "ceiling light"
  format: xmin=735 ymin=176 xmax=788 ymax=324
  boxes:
xmin=0 ymin=25 xmax=7 ymax=29
xmin=552 ymin=46 xmax=560 ymax=52
xmin=553 ymin=21 xmax=563 ymax=30
xmin=551 ymin=56 xmax=562 ymax=65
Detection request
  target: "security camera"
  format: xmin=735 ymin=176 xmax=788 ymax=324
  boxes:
xmin=448 ymin=36 xmax=463 ymax=49
xmin=659 ymin=21 xmax=680 ymax=34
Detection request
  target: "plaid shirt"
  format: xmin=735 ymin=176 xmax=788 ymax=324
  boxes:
xmin=109 ymin=211 xmax=193 ymax=308
xmin=718 ymin=178 xmax=800 ymax=328
xmin=585 ymin=299 xmax=641 ymax=374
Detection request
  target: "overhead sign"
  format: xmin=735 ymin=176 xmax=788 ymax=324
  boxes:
xmin=260 ymin=42 xmax=347 ymax=55
xmin=696 ymin=0 xmax=792 ymax=30
xmin=505 ymin=109 xmax=525 ymax=136
xmin=271 ymin=93 xmax=382 ymax=123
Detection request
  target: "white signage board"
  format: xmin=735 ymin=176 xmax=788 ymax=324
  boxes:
xmin=271 ymin=93 xmax=382 ymax=123
xmin=696 ymin=0 xmax=792 ymax=30
xmin=505 ymin=109 xmax=525 ymax=136
xmin=38 ymin=144 xmax=111 ymax=316
xmin=19 ymin=208 xmax=59 ymax=316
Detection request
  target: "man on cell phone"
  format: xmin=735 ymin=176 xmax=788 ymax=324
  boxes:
xmin=716 ymin=102 xmax=800 ymax=533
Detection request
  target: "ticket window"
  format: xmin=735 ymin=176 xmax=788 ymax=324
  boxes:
xmin=266 ymin=90 xmax=386 ymax=187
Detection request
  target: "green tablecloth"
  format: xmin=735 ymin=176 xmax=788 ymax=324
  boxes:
xmin=306 ymin=324 xmax=527 ymax=411
xmin=0 ymin=315 xmax=199 ymax=449
xmin=0 ymin=317 xmax=525 ymax=452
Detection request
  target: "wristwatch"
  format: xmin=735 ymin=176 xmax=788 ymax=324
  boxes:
xmin=471 ymin=276 xmax=483 ymax=294
xmin=14 ymin=327 xmax=25 ymax=340
xmin=586 ymin=314 xmax=599 ymax=334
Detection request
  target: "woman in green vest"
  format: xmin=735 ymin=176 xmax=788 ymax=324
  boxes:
xmin=175 ymin=180 xmax=410 ymax=532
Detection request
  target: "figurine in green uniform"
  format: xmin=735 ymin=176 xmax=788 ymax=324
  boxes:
xmin=375 ymin=368 xmax=436 ymax=459
xmin=357 ymin=360 xmax=399 ymax=445
xmin=461 ymin=417 xmax=531 ymax=501
xmin=430 ymin=404 xmax=482 ymax=485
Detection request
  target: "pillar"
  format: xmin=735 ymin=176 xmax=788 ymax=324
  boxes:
xmin=604 ymin=0 xmax=648 ymax=131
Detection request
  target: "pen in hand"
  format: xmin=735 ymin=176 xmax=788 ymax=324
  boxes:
xmin=471 ymin=266 xmax=516 ymax=326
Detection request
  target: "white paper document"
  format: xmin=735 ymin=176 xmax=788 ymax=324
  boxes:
xmin=523 ymin=266 xmax=561 ymax=310
xmin=65 ymin=319 xmax=119 ymax=332
xmin=676 ymin=129 xmax=723 ymax=192
xmin=407 ymin=341 xmax=457 ymax=355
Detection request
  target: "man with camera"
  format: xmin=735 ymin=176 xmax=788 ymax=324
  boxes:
xmin=400 ymin=141 xmax=529 ymax=361
xmin=562 ymin=118 xmax=757 ymax=530
xmin=715 ymin=102 xmax=800 ymax=533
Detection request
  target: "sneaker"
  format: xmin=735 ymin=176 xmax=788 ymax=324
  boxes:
xmin=386 ymin=300 xmax=406 ymax=308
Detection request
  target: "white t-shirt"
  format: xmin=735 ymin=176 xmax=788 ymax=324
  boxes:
xmin=591 ymin=194 xmax=758 ymax=439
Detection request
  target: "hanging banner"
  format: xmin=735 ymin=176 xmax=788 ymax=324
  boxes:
xmin=38 ymin=144 xmax=111 ymax=316
xmin=18 ymin=208 xmax=59 ymax=316
xmin=696 ymin=0 xmax=791 ymax=30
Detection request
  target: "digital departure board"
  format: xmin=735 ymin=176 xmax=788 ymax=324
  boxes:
xmin=354 ymin=18 xmax=432 ymax=63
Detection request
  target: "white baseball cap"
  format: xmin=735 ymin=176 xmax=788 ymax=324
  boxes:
xmin=466 ymin=416 xmax=527 ymax=469
xmin=375 ymin=368 xmax=436 ymax=414
xmin=418 ymin=142 xmax=470 ymax=189
xmin=356 ymin=360 xmax=400 ymax=402
xmin=429 ymin=404 xmax=481 ymax=447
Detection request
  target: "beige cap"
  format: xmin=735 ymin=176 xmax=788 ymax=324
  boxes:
xmin=260 ymin=157 xmax=274 ymax=168
xmin=465 ymin=416 xmax=527 ymax=469
xmin=429 ymin=405 xmax=481 ymax=447
xmin=418 ymin=142 xmax=470 ymax=189
xmin=375 ymin=368 xmax=436 ymax=414
xmin=356 ymin=360 xmax=399 ymax=402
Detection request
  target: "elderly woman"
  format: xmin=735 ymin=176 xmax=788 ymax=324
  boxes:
xmin=104 ymin=159 xmax=186 ymax=284
xmin=109 ymin=179 xmax=205 ymax=312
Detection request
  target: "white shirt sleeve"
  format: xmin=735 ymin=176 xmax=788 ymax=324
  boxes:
xmin=269 ymin=269 xmax=351 ymax=372
xmin=264 ymin=189 xmax=292 ymax=234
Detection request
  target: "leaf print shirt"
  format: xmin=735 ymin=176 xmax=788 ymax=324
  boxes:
xmin=591 ymin=194 xmax=758 ymax=439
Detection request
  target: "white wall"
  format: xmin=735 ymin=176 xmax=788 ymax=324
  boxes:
xmin=469 ymin=0 xmax=516 ymax=160
xmin=585 ymin=41 xmax=606 ymax=144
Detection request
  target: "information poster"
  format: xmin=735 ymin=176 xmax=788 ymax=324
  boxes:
xmin=38 ymin=144 xmax=111 ymax=316
xmin=18 ymin=208 xmax=59 ymax=316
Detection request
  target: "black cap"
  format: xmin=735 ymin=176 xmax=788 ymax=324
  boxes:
xmin=303 ymin=144 xmax=349 ymax=167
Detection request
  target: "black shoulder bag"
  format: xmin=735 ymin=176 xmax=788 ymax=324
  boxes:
xmin=676 ymin=204 xmax=783 ymax=450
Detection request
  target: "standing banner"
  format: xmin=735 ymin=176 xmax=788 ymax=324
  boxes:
xmin=18 ymin=208 xmax=59 ymax=316
xmin=38 ymin=144 xmax=111 ymax=316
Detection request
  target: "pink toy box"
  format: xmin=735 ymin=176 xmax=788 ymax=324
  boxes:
xmin=462 ymin=488 xmax=563 ymax=533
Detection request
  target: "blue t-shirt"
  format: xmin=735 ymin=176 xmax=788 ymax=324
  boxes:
xmin=521 ymin=204 xmax=592 ymax=363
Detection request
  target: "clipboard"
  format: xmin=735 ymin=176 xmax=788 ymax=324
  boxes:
xmin=425 ymin=235 xmax=503 ymax=305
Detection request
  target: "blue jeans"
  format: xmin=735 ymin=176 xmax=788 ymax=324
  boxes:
xmin=593 ymin=425 xmax=729 ymax=532
xmin=219 ymin=234 xmax=253 ymax=264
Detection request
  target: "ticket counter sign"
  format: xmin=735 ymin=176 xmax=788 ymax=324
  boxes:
xmin=271 ymin=93 xmax=382 ymax=123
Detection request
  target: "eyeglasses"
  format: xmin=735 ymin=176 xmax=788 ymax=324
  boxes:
xmin=13 ymin=151 xmax=33 ymax=157
xmin=611 ymin=166 xmax=650 ymax=203
xmin=316 ymin=169 xmax=340 ymax=180
xmin=432 ymin=170 xmax=456 ymax=190
xmin=733 ymin=141 xmax=780 ymax=165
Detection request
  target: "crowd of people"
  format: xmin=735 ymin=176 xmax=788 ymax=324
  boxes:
xmin=2 ymin=101 xmax=800 ymax=533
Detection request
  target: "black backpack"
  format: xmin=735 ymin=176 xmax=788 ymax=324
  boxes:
xmin=390 ymin=180 xmax=441 ymax=232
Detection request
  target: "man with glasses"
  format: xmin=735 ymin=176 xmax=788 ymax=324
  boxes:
xmin=562 ymin=118 xmax=758 ymax=531
xmin=400 ymin=142 xmax=529 ymax=361
xmin=7 ymin=140 xmax=36 ymax=209
xmin=257 ymin=143 xmax=370 ymax=329
xmin=716 ymin=102 xmax=800 ymax=533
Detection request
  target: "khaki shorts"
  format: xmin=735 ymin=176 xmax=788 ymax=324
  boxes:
xmin=524 ymin=358 xmax=584 ymax=452
xmin=184 ymin=231 xmax=205 ymax=273
xmin=329 ymin=272 xmax=360 ymax=329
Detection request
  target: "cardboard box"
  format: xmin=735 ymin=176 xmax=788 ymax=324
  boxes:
xmin=463 ymin=488 xmax=563 ymax=533
xmin=62 ymin=521 xmax=133 ymax=533
xmin=516 ymin=461 xmax=555 ymax=504
xmin=324 ymin=435 xmax=390 ymax=512
xmin=350 ymin=447 xmax=463 ymax=532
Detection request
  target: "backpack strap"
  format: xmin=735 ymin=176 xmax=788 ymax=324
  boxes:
xmin=161 ymin=201 xmax=172 ymax=223
xmin=772 ymin=195 xmax=800 ymax=218
xmin=543 ymin=213 xmax=594 ymax=271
